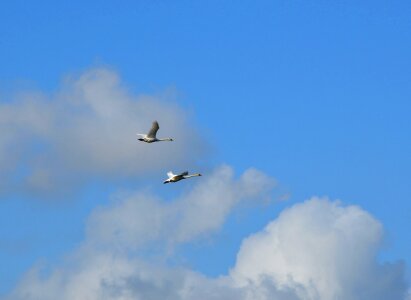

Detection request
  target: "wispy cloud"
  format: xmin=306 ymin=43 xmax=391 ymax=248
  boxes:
xmin=0 ymin=68 xmax=207 ymax=196
xmin=86 ymin=165 xmax=275 ymax=251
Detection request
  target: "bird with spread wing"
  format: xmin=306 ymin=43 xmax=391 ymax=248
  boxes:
xmin=163 ymin=171 xmax=202 ymax=184
xmin=137 ymin=121 xmax=173 ymax=143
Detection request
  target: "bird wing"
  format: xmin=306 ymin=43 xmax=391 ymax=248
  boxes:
xmin=147 ymin=121 xmax=159 ymax=138
xmin=167 ymin=171 xmax=175 ymax=178
xmin=178 ymin=171 xmax=189 ymax=176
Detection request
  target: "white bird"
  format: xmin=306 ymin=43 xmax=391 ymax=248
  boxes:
xmin=137 ymin=121 xmax=173 ymax=143
xmin=163 ymin=171 xmax=202 ymax=184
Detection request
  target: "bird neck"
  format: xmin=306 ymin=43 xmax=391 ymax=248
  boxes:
xmin=184 ymin=174 xmax=201 ymax=178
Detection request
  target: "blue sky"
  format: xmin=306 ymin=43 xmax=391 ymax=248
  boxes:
xmin=0 ymin=1 xmax=410 ymax=299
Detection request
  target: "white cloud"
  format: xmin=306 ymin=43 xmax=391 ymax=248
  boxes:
xmin=1 ymin=65 xmax=407 ymax=300
xmin=7 ymin=165 xmax=276 ymax=300
xmin=230 ymin=198 xmax=407 ymax=300
xmin=0 ymin=68 xmax=207 ymax=195
xmin=86 ymin=165 xmax=275 ymax=251
xmin=7 ymin=174 xmax=408 ymax=299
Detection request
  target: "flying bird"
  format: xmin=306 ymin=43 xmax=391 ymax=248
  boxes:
xmin=137 ymin=121 xmax=174 ymax=143
xmin=163 ymin=171 xmax=202 ymax=184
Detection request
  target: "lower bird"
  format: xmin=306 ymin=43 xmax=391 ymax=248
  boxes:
xmin=163 ymin=171 xmax=202 ymax=184
xmin=137 ymin=121 xmax=173 ymax=143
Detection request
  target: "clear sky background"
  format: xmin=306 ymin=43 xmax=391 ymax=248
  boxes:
xmin=0 ymin=1 xmax=410 ymax=299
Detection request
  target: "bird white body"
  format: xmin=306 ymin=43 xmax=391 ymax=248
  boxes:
xmin=137 ymin=121 xmax=173 ymax=143
xmin=163 ymin=171 xmax=202 ymax=184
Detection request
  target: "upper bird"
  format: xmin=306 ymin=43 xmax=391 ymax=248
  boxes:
xmin=163 ymin=171 xmax=202 ymax=184
xmin=137 ymin=121 xmax=173 ymax=143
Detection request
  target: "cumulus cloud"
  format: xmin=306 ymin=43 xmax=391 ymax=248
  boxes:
xmin=7 ymin=171 xmax=408 ymax=299
xmin=0 ymin=68 xmax=206 ymax=195
xmin=231 ymin=198 xmax=407 ymax=300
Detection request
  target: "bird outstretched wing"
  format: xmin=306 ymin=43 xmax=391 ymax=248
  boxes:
xmin=147 ymin=121 xmax=160 ymax=138
xmin=167 ymin=171 xmax=175 ymax=178
xmin=178 ymin=171 xmax=189 ymax=176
